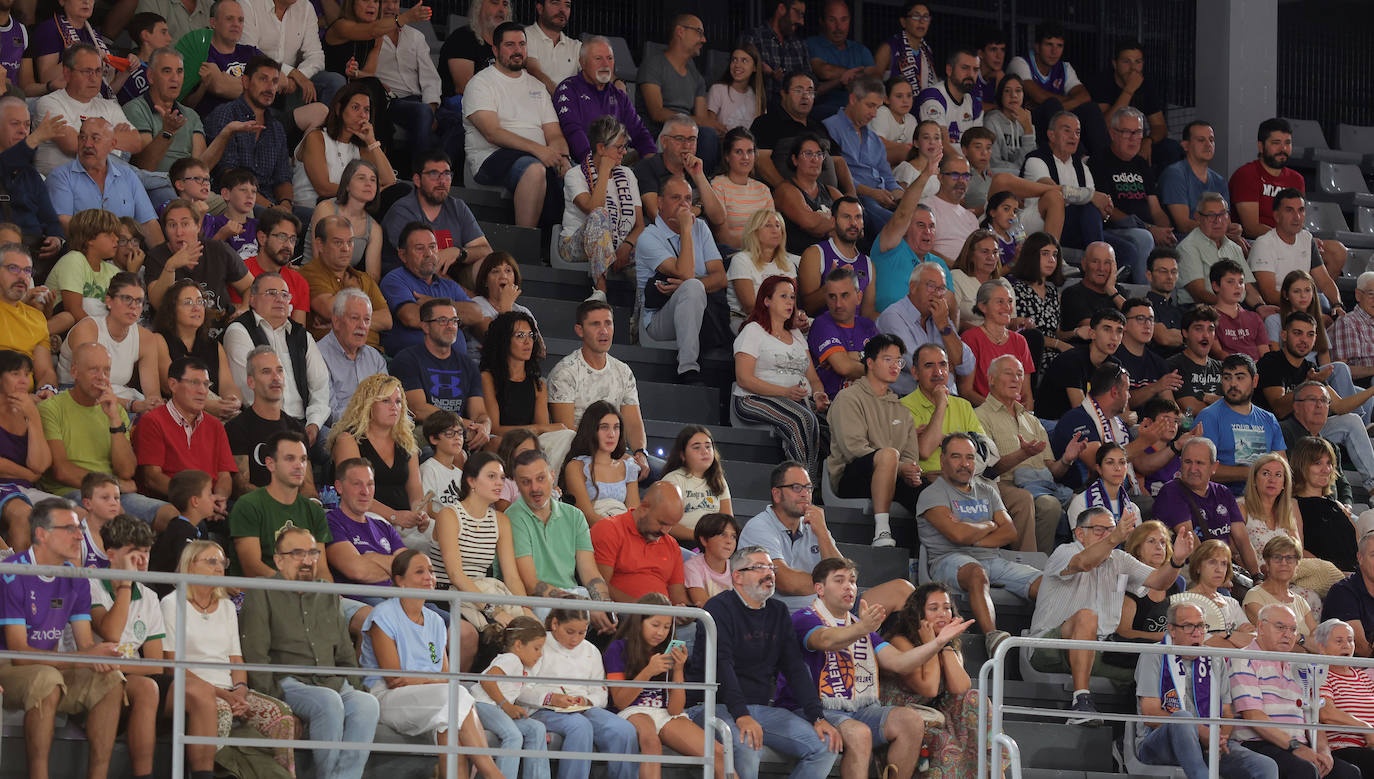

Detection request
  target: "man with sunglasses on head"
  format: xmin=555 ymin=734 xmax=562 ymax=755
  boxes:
xmin=1133 ymin=601 xmax=1278 ymax=779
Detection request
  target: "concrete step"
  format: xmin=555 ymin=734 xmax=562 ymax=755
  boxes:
xmin=520 ymin=263 xmax=637 ymax=308
xmin=1007 ymin=720 xmax=1119 ymax=772
xmin=528 ymin=297 xmax=634 ymax=345
xmin=643 ymin=419 xmax=782 ymax=464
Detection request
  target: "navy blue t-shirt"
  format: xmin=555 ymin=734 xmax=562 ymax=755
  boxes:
xmin=390 ymin=345 xmax=482 ymax=418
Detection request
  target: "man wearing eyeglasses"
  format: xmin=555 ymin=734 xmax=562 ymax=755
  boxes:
xmin=0 ymin=246 xmax=59 ymax=394
xmin=381 ymin=151 xmax=493 ymax=287
xmin=1088 ymin=107 xmax=1176 ymax=285
xmin=1031 ymin=507 xmax=1196 ymax=724
xmin=131 ymin=356 xmax=236 ymax=510
xmin=1175 ymin=192 xmax=1259 ymax=307
xmin=1280 ymin=381 xmax=1361 ymax=506
xmin=1133 ymin=601 xmax=1278 ymax=779
xmin=33 ymin=44 xmax=147 ymax=177
xmin=1230 ymin=604 xmax=1360 ymax=779
xmin=686 ymin=544 xmax=842 ymax=779
xmin=391 ymin=298 xmax=489 ymax=445
xmin=919 ymin=154 xmax=979 ymax=260
xmin=224 ymin=272 xmax=331 ymax=446
xmin=0 ymin=498 xmax=126 ymax=779
xmin=638 ymin=15 xmax=725 ymax=174
xmin=239 ymin=522 xmax=379 ymax=779
xmin=1113 ymin=297 xmax=1182 ymax=410
xmin=240 ymin=208 xmax=308 ymax=326
xmin=380 ymin=222 xmax=479 ymax=355
xmin=1020 ymin=111 xmax=1112 ymax=252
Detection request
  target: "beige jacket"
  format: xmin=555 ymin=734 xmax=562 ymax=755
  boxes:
xmin=826 ymin=377 xmax=922 ymax=484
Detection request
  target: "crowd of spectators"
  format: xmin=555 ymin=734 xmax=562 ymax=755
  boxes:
xmin=0 ymin=0 xmax=1371 ymax=777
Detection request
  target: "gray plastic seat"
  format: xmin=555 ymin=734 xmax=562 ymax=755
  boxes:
xmin=1115 ymin=720 xmax=1188 ymax=778
xmin=915 ymin=545 xmax=1043 ymax=608
xmin=1337 ymin=123 xmax=1374 ymax=171
xmin=1316 ymin=162 xmax=1374 ymax=209
xmin=819 ymin=468 xmax=912 ymax=519
xmin=1305 ymin=200 xmax=1350 ymax=239
xmin=1284 ymin=117 xmax=1363 ymax=166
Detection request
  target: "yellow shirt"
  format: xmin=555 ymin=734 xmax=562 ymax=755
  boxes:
xmin=899 ymin=389 xmax=986 ymax=472
xmin=0 ymin=299 xmax=49 ymax=358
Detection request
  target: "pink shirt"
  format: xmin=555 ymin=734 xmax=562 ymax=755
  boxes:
xmin=1215 ymin=306 xmax=1268 ymax=361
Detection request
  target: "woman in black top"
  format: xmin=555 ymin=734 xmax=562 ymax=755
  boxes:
xmin=152 ymin=279 xmax=242 ymax=420
xmin=773 ymin=134 xmax=842 ymax=255
xmin=329 ymin=373 xmax=427 ymax=530
xmin=1292 ymin=436 xmax=1359 ymax=572
xmin=479 ymin=312 xmax=569 ymax=437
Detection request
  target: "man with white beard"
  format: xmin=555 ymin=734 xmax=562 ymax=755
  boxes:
xmin=553 ymin=36 xmax=657 ymax=161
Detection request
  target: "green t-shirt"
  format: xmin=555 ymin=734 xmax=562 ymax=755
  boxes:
xmin=46 ymin=252 xmax=120 ymax=313
xmin=122 ymin=95 xmax=206 ymax=173
xmin=506 ymin=497 xmax=593 ymax=591
xmin=38 ymin=391 xmax=131 ymax=494
xmin=227 ymin=488 xmax=330 ymax=576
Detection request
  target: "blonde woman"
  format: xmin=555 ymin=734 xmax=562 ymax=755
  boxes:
xmin=1185 ymin=539 xmax=1254 ymax=649
xmin=1243 ymin=535 xmax=1319 ymax=646
xmin=328 ymin=374 xmax=430 ymax=548
xmin=1239 ymin=452 xmax=1344 ymax=599
xmin=726 ymin=208 xmax=799 ymax=330
xmin=160 ymin=540 xmax=296 ymax=775
xmin=1115 ymin=520 xmax=1184 ymax=643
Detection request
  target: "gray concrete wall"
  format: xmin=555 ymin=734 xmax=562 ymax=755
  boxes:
xmin=1195 ymin=0 xmax=1278 ymax=177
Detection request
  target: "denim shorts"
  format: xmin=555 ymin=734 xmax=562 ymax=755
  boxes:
xmin=474 ymin=148 xmax=543 ymax=192
xmin=821 ymin=704 xmax=892 ymax=746
xmin=929 ymin=552 xmax=1041 ymax=599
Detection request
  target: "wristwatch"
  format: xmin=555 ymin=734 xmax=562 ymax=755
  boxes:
xmin=1287 ymin=738 xmax=1303 ymax=752
xmin=108 ymin=423 xmax=128 ymax=434
xmin=159 ymin=130 xmax=174 ymax=139
xmin=939 ymin=324 xmax=955 ymax=336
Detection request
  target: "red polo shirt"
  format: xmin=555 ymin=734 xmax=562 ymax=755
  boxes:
xmin=590 ymin=510 xmax=684 ymax=600
xmin=131 ymin=402 xmax=237 ymax=481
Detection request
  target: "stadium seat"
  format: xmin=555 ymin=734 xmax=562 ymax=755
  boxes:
xmin=1337 ymin=122 xmax=1374 ymax=172
xmin=548 ymin=228 xmax=581 ymax=271
xmin=726 ymin=383 xmax=785 ymax=435
xmin=1283 ymin=117 xmax=1362 ymax=167
xmin=1115 ymin=720 xmax=1188 ymax=778
xmin=1356 ymin=206 xmax=1374 ymax=235
xmin=1305 ymin=200 xmax=1350 ymax=239
xmin=915 ymin=545 xmax=1042 ymax=607
xmin=1016 ymin=628 xmax=1121 ymax=695
xmin=835 ymin=542 xmax=912 ymax=586
xmin=1315 ymin=162 xmax=1374 ymax=210
xmin=819 ymin=469 xmax=912 ymax=519
xmin=476 ymin=221 xmax=543 ymax=263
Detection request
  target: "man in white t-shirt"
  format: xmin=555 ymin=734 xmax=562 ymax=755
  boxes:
xmin=921 ymin=155 xmax=980 ymax=261
xmin=1005 ymin=21 xmax=1108 ymax=159
xmin=463 ymin=21 xmax=572 ymax=228
xmin=34 ymin=44 xmax=147 ymax=176
xmin=1249 ymin=188 xmax=1343 ymax=311
xmin=523 ymin=0 xmax=581 ymax=94
xmin=548 ymin=299 xmax=653 ymax=477
xmin=916 ymin=47 xmax=982 ymax=155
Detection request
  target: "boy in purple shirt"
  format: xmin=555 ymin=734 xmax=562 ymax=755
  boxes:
xmin=785 ymin=559 xmax=970 ymax=779
xmin=324 ymin=458 xmax=406 ymax=588
xmin=808 ymin=267 xmax=879 ymax=398
xmin=0 ymin=497 xmax=125 ymax=779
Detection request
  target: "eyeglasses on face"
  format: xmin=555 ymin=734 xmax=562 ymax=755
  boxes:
xmin=2 ymin=263 xmax=33 ymax=277
xmin=736 ymin=564 xmax=776 ymax=574
xmin=1170 ymin=622 xmax=1207 ymax=633
xmin=277 ymin=548 xmax=321 ymax=560
xmin=778 ymin=482 xmax=813 ymax=493
xmin=424 ymin=316 xmax=461 ymax=327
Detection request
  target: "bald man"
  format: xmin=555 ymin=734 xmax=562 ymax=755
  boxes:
xmin=590 ymin=481 xmax=690 ymax=607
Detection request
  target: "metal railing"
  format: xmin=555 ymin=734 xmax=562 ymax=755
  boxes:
xmin=0 ymin=561 xmax=727 ymax=779
xmin=976 ymin=634 xmax=1374 ymax=779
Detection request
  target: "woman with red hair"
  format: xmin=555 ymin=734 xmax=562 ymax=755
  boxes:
xmin=732 ymin=275 xmax=830 ymax=483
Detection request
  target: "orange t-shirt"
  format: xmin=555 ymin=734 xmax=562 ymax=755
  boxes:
xmin=590 ymin=511 xmax=685 ymax=601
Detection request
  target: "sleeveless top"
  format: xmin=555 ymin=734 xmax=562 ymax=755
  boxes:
xmin=493 ymin=375 xmax=537 ymax=427
xmin=292 ymin=131 xmax=362 ymax=209
xmin=817 ymin=238 xmax=871 ymax=293
xmin=573 ymin=454 xmax=641 ymax=505
xmin=304 ymin=201 xmax=375 ymax=267
xmin=0 ymin=424 xmax=29 ymax=485
xmin=161 ymin=331 xmax=222 ymax=393
xmin=784 ymin=179 xmax=834 ymax=255
xmin=1244 ymin=514 xmax=1292 ymax=562
xmin=430 ymin=501 xmax=501 ymax=588
xmin=57 ymin=316 xmax=141 ymax=398
xmin=1125 ymin=579 xmax=1183 ymax=636
xmin=358 ymin=437 xmax=411 ymax=513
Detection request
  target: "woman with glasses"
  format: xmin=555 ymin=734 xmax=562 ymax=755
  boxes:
xmin=1316 ymin=619 xmax=1374 ymax=778
xmin=329 ymin=374 xmax=428 ymax=533
xmin=292 ymin=83 xmax=398 ymax=210
xmin=468 ymin=252 xmax=534 ymax=356
xmin=873 ymin=2 xmax=937 ymax=97
xmin=1291 ymin=436 xmax=1360 ymax=573
xmin=113 ymin=217 xmax=147 ymax=275
xmin=479 ymin=311 xmax=574 ymax=468
xmin=305 ymin=158 xmax=385 ymax=279
xmin=1243 ymin=535 xmax=1318 ymax=646
xmin=57 ymin=273 xmax=162 ymax=414
xmin=710 ymin=127 xmax=774 ymax=252
xmin=153 ymin=279 xmax=243 ymax=421
xmin=45 ymin=208 xmax=124 ymax=335
xmin=774 ymin=134 xmax=843 ymax=256
xmin=560 ymin=115 xmax=643 ymax=301
xmin=160 ymin=540 xmax=298 ymax=775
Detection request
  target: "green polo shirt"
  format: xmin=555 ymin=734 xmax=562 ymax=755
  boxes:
xmin=899 ymin=389 xmax=986 ymax=472
xmin=507 ymin=496 xmax=593 ymax=591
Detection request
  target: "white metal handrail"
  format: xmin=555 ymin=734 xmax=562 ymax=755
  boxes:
xmin=976 ymin=635 xmax=1374 ymax=779
xmin=0 ymin=561 xmax=728 ymax=779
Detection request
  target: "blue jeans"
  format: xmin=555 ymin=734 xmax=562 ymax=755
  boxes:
xmin=388 ymin=96 xmax=438 ymax=163
xmin=312 ymin=71 xmax=346 ymax=108
xmin=474 ymin=701 xmax=550 ymax=779
xmin=1104 ymin=226 xmax=1156 ymax=284
xmin=530 ymin=707 xmax=638 ymax=779
xmin=1321 ymin=410 xmax=1374 ymax=490
xmin=1327 ymin=361 xmax=1374 ymax=424
xmin=278 ymin=678 xmax=380 ymax=779
xmin=1062 ymin=203 xmax=1107 ymax=251
xmin=1136 ymin=721 xmax=1278 ymax=779
xmin=856 ymin=195 xmax=895 ymax=237
xmin=64 ymin=490 xmax=170 ymax=525
xmin=688 ymin=703 xmax=839 ymax=779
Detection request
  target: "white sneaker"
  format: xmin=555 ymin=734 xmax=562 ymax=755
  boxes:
xmin=1062 ymin=185 xmax=1095 ymax=205
xmin=872 ymin=531 xmax=896 ymax=547
xmin=584 ymin=288 xmax=608 ymax=303
xmin=984 ymin=629 xmax=1011 ymax=656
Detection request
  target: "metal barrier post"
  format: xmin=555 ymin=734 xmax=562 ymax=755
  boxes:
xmin=170 ymin=578 xmax=188 ymax=779
xmin=446 ymin=588 xmax=461 ymax=779
xmin=1208 ymin=656 xmax=1219 ymax=779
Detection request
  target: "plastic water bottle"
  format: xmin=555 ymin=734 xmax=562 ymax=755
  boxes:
xmin=318 ymin=486 xmax=340 ymax=510
xmin=1009 ymin=215 xmax=1027 ymax=244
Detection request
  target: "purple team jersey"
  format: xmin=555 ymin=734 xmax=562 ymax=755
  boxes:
xmin=780 ymin=606 xmax=888 ymax=709
xmin=808 ymin=311 xmax=878 ymax=397
xmin=201 ymin=214 xmax=260 ymax=259
xmin=1153 ymin=479 xmax=1241 ymax=544
xmin=80 ymin=525 xmax=109 ymax=570
xmin=28 ymin=16 xmax=93 ymax=59
xmin=196 ymin=44 xmax=260 ymax=118
xmin=326 ymin=508 xmax=405 ymax=586
xmin=0 ymin=549 xmax=92 ymax=651
xmin=0 ymin=19 xmax=27 ymax=78
xmin=604 ymin=638 xmax=667 ymax=710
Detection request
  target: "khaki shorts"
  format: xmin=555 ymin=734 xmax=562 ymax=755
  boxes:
xmin=1028 ymin=626 xmax=1136 ymax=685
xmin=0 ymin=660 xmax=125 ymax=713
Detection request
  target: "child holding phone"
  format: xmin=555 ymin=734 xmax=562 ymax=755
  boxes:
xmin=470 ymin=617 xmax=551 ymax=779
xmin=527 ymin=607 xmax=639 ymax=779
xmin=605 ymin=594 xmax=729 ymax=779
